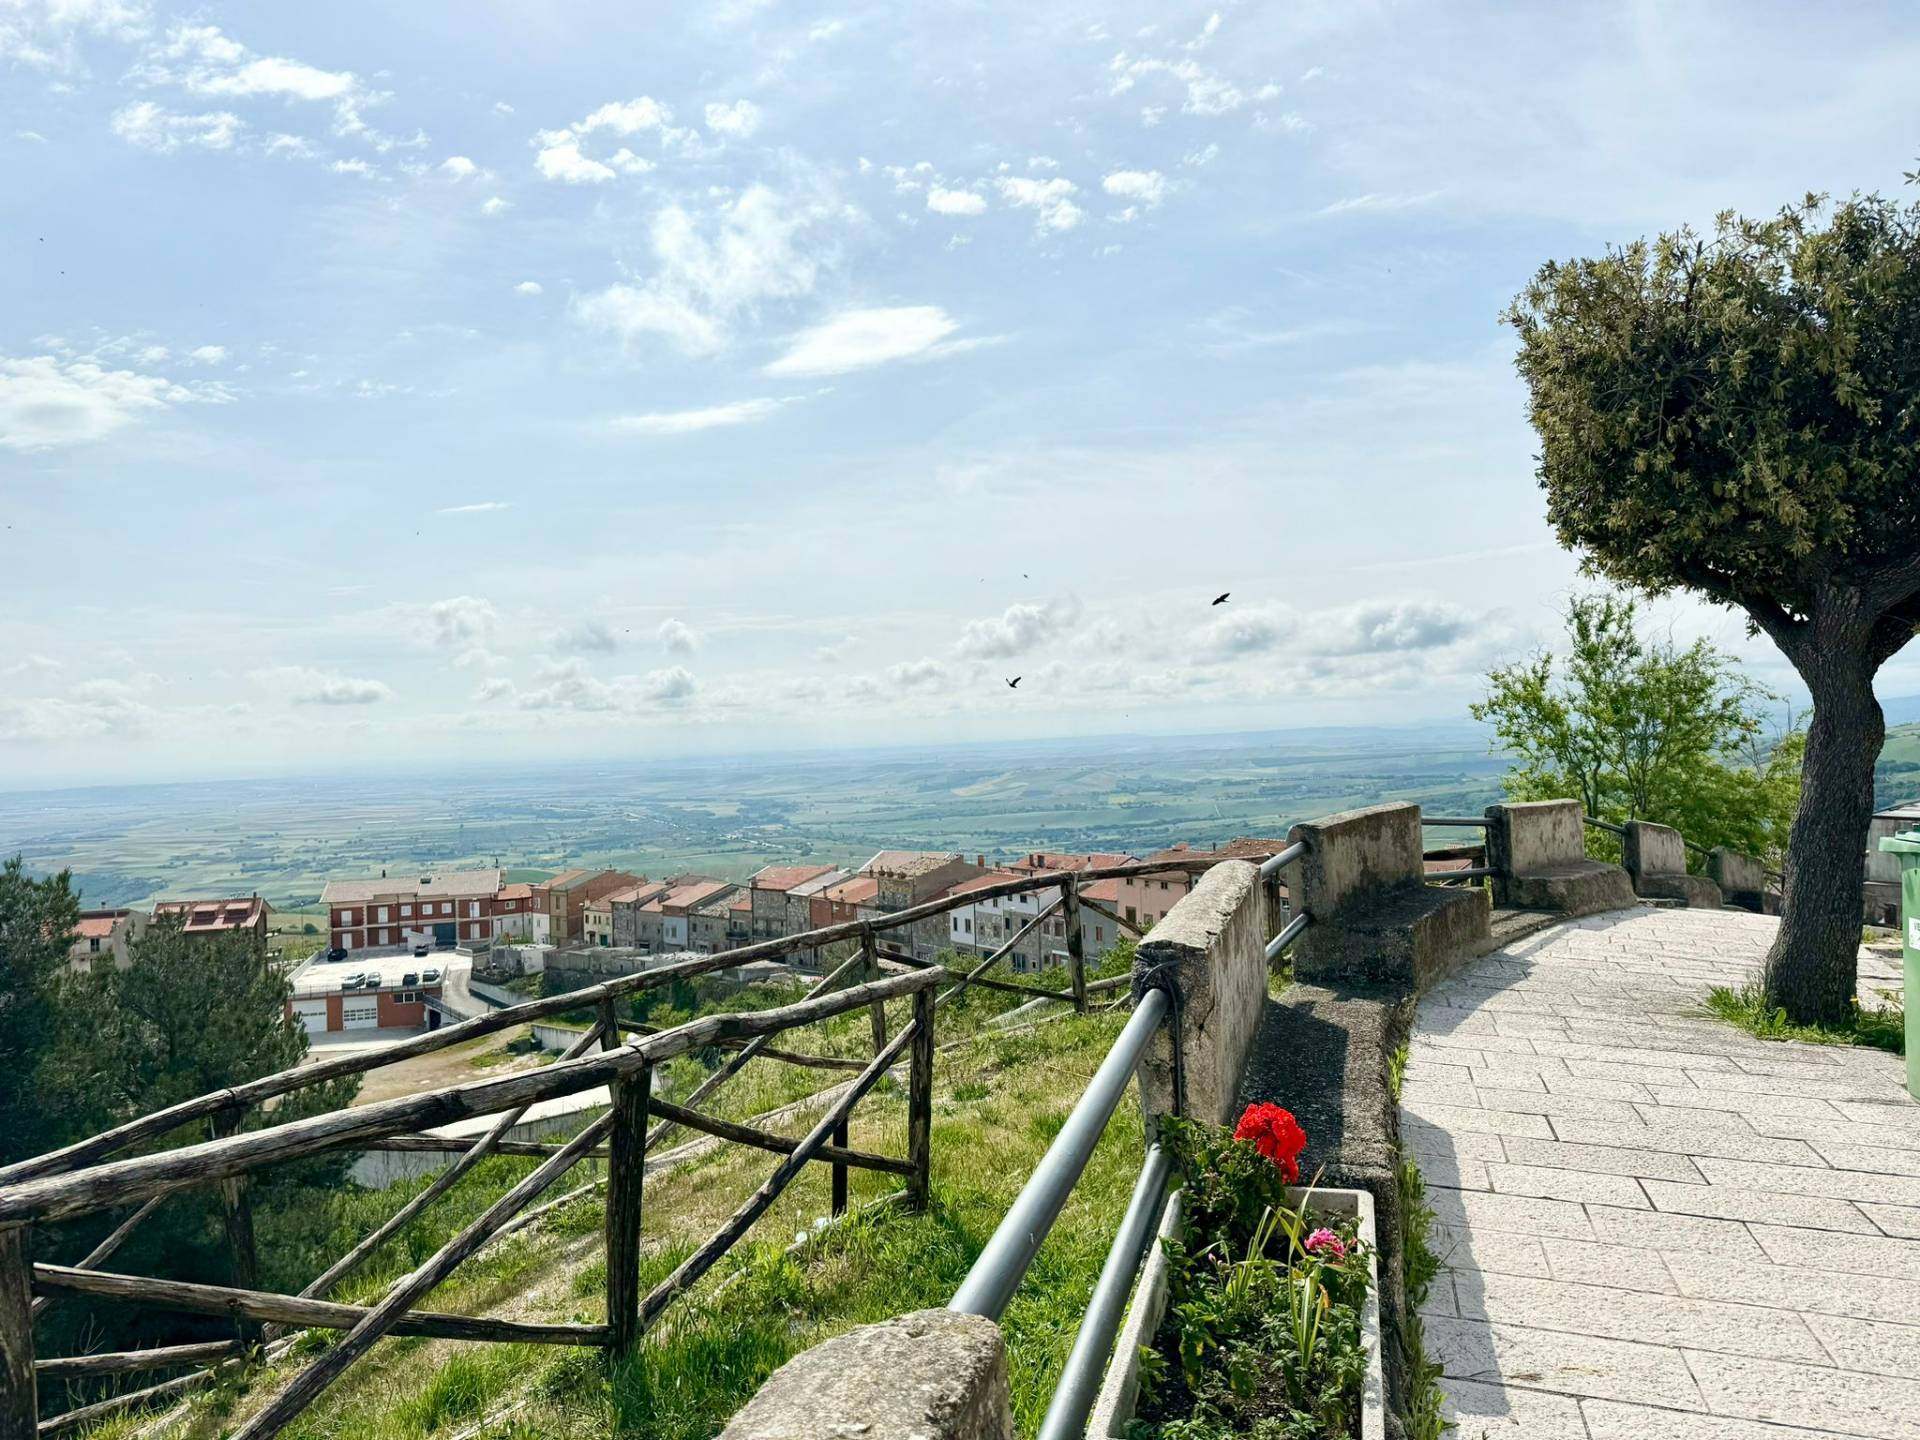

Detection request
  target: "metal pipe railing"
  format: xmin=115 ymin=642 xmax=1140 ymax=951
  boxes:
xmin=949 ymin=986 xmax=1170 ymax=1320
xmin=1264 ymin=909 xmax=1312 ymax=966
xmin=1035 ymin=1143 xmax=1174 ymax=1440
xmin=1430 ymin=866 xmax=1496 ymax=881
xmin=1420 ymin=816 xmax=1488 ymax=827
xmin=1257 ymin=840 xmax=1306 ymax=879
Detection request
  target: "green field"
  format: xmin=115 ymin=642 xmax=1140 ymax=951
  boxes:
xmin=0 ymin=726 xmax=1507 ymax=909
xmin=1876 ymin=722 xmax=1920 ymax=811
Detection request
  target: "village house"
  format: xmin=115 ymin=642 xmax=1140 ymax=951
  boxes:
xmin=782 ymin=868 xmax=847 ymax=968
xmin=811 ymin=874 xmax=878 ymax=929
xmin=322 ymin=871 xmax=500 ymax=956
xmin=863 ymin=850 xmax=988 ymax=961
xmin=491 ymin=882 xmax=538 ymax=941
xmin=532 ymin=868 xmax=644 ymax=945
xmin=608 ymin=881 xmax=670 ymax=949
xmin=635 ymin=878 xmax=737 ymax=953
xmin=748 ymin=863 xmax=839 ymax=945
xmin=152 ymin=894 xmax=272 ymax=949
xmin=68 ymin=907 xmax=146 ymax=973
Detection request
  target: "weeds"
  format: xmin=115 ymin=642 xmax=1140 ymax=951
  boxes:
xmin=1706 ymin=982 xmax=1903 ymax=1055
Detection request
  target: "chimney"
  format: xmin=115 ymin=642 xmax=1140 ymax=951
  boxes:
xmin=976 ymin=854 xmax=985 ymax=868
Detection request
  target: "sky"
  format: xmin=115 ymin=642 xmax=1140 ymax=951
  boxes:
xmin=3 ymin=0 xmax=1918 ymax=786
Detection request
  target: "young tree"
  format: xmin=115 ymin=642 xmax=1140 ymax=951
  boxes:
xmin=1506 ymin=195 xmax=1920 ymax=1024
xmin=0 ymin=858 xmax=81 ymax=1165
xmin=1473 ymin=593 xmax=1800 ymax=860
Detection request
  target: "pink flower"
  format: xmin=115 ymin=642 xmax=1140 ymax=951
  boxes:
xmin=1304 ymin=1228 xmax=1345 ymax=1260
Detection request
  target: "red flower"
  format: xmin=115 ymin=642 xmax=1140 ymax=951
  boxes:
xmin=1234 ymin=1102 xmax=1308 ymax=1183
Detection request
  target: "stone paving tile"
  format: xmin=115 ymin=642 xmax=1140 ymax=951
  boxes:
xmin=1538 ymin=1237 xmax=1682 ymax=1293
xmin=1398 ymin=1079 xmax=1488 ymax=1110
xmin=1537 ymin=1072 xmax=1657 ymax=1101
xmin=1750 ymin=1223 xmax=1920 ymax=1280
xmin=1693 ymin=1155 xmax=1920 ymax=1208
xmin=1861 ymin=1201 xmax=1920 ymax=1238
xmin=1425 ymin=1316 xmax=1706 ymax=1408
xmin=1401 ymin=1099 xmax=1554 ymax=1140
xmin=1485 ymin=1161 xmax=1650 ymax=1207
xmin=1664 ymin=1252 xmax=1920 ymax=1325
xmin=1688 ymin=1068 xmax=1909 ymax=1102
xmin=1461 ymin=1064 xmax=1550 ymax=1092
xmin=1534 ymin=1038 xmax=1744 ymax=1071
xmin=1810 ymin=1139 xmax=1920 ymax=1176
xmin=1561 ymin=1056 xmax=1696 ymax=1086
xmin=1640 ymin=1177 xmax=1878 ymax=1233
xmin=1474 ymin=1085 xmax=1646 ymax=1122
xmin=1835 ymin=1099 xmax=1920 ymax=1131
xmin=1449 ymin=1270 xmax=1826 ymax=1363
xmin=1501 ymin=1136 xmax=1706 ymax=1182
xmin=1439 ymin=1377 xmax=1591 ymax=1438
xmin=1585 ymin=1201 xmax=1768 ymax=1260
xmin=1410 ymin=1151 xmax=1492 ymax=1190
xmin=1746 ymin=1114 xmax=1920 ymax=1152
xmin=1685 ymin=1348 xmax=1920 ymax=1438
xmin=1640 ymin=1086 xmax=1849 ymax=1119
xmin=1427 ymin=1187 xmax=1598 ymax=1240
xmin=1402 ymin=1122 xmax=1506 ymax=1163
xmin=1801 ymin=1312 xmax=1920 ymax=1380
xmin=1413 ymin=1030 xmax=1544 ymax=1058
xmin=1581 ymin=1399 xmax=1851 ymax=1439
xmin=1433 ymin=1225 xmax=1551 ymax=1278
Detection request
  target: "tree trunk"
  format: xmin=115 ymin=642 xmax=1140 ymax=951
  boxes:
xmin=1763 ymin=637 xmax=1883 ymax=1026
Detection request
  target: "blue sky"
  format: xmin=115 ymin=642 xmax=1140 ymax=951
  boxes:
xmin=3 ymin=0 xmax=1918 ymax=785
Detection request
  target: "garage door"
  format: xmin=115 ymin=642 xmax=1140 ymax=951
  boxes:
xmin=342 ymin=1000 xmax=380 ymax=1030
xmin=291 ymin=999 xmax=328 ymax=1038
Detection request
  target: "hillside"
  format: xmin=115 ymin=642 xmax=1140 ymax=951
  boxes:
xmin=1875 ymin=720 xmax=1920 ymax=810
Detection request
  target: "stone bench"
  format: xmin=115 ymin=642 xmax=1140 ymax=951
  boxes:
xmin=1707 ymin=845 xmax=1776 ymax=914
xmin=1286 ymin=802 xmax=1490 ymax=989
xmin=1623 ymin=820 xmax=1721 ymax=909
xmin=1485 ymin=800 xmax=1636 ymax=916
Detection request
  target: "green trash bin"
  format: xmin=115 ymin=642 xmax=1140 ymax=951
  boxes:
xmin=1875 ymin=827 xmax=1920 ymax=1100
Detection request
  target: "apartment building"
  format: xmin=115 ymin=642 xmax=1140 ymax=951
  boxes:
xmin=68 ymin=907 xmax=146 ymax=973
xmin=492 ymin=882 xmax=538 ymax=941
xmin=323 ymin=870 xmax=502 ymax=955
xmin=749 ymin=863 xmax=839 ymax=943
xmin=152 ymin=895 xmax=271 ymax=948
xmin=531 ymin=868 xmax=644 ymax=945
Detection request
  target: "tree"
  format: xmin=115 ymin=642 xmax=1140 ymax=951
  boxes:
xmin=1505 ymin=195 xmax=1920 ymax=1025
xmin=0 ymin=858 xmax=81 ymax=1165
xmin=1474 ymin=593 xmax=1802 ymax=860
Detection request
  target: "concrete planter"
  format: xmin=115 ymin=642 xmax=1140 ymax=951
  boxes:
xmin=1088 ymin=1184 xmax=1385 ymax=1440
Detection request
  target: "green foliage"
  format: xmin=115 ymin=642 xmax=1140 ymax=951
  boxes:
xmin=1387 ymin=1044 xmax=1409 ymax=1103
xmin=1394 ymin=1155 xmax=1451 ymax=1440
xmin=1706 ymin=981 xmax=1903 ymax=1054
xmin=0 ymin=856 xmax=81 ymax=1165
xmin=1132 ymin=1118 xmax=1373 ymax=1440
xmin=1473 ymin=592 xmax=1801 ymax=862
xmin=1504 ymin=195 xmax=1920 ymax=631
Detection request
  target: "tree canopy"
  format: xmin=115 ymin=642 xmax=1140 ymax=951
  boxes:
xmin=1474 ymin=593 xmax=1801 ymax=862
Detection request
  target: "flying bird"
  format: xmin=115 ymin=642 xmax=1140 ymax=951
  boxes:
xmin=1006 ymin=676 xmax=1021 ymax=689
xmin=1212 ymin=592 xmax=1230 ymax=606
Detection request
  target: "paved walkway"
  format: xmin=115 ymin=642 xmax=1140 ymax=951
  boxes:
xmin=1402 ymin=907 xmax=1916 ymax=1440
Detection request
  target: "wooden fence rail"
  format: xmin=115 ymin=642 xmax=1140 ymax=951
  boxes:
xmin=1 ymin=851 xmax=1261 ymax=1440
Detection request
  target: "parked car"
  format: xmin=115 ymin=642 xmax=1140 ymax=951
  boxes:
xmin=340 ymin=973 xmax=365 ymax=990
xmin=421 ymin=967 xmax=441 ymax=984
xmin=324 ymin=947 xmax=349 ymax=963
xmin=412 ymin=943 xmax=430 ymax=957
xmin=401 ymin=971 xmax=419 ymax=987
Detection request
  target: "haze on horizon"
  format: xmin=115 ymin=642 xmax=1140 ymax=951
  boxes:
xmin=4 ymin=0 xmax=1918 ymax=788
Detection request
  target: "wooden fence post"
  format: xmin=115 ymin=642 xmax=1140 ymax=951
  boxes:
xmin=1 ymin=1224 xmax=33 ymax=1440
xmin=1063 ymin=877 xmax=1088 ymax=1015
xmin=210 ymin=1108 xmax=260 ymax=1344
xmin=604 ymin=1059 xmax=652 ymax=1360
xmin=862 ymin=932 xmax=887 ymax=1059
xmin=907 ymin=986 xmax=935 ymax=1210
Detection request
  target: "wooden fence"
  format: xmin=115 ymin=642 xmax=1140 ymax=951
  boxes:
xmin=0 ymin=856 xmax=1225 ymax=1440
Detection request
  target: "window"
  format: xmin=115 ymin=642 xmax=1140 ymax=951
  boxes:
xmin=377 ymin=906 xmax=389 ymax=923
xmin=469 ymin=901 xmax=479 ymax=918
xmin=399 ymin=990 xmax=417 ymax=1003
xmin=400 ymin=904 xmax=412 ymax=917
xmin=1095 ymin=926 xmax=1105 ymax=942
xmin=1125 ymin=906 xmax=1137 ymax=922
xmin=1160 ymin=881 xmax=1169 ymax=892
xmin=88 ymin=937 xmax=101 ymax=953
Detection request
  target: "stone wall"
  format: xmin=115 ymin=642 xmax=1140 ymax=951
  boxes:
xmin=1131 ymin=859 xmax=1268 ymax=1127
xmin=1623 ymin=820 xmax=1722 ymax=908
xmin=1708 ymin=846 xmax=1776 ymax=914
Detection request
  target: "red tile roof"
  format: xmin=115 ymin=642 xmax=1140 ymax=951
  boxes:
xmin=153 ymin=896 xmax=267 ymax=932
xmin=75 ymin=913 xmax=124 ymax=940
xmin=496 ymin=882 xmax=533 ymax=901
xmin=751 ymin=863 xmax=838 ymax=893
xmin=822 ymin=875 xmax=880 ymax=906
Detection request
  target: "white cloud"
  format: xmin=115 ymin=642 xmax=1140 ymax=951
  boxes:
xmin=0 ymin=655 xmax=62 ymax=679
xmin=578 ymin=97 xmax=672 ymax=135
xmin=765 ymin=306 xmax=963 ymax=377
xmin=513 ymin=658 xmax=697 ymax=712
xmin=1102 ymin=169 xmax=1168 ymax=208
xmin=886 ymin=658 xmax=947 ymax=690
xmin=513 ymin=280 xmax=543 ymax=296
xmin=534 ymin=138 xmax=613 ymax=183
xmin=1309 ymin=600 xmax=1475 ymax=655
xmin=473 ymin=676 xmax=514 ymax=702
xmin=704 ymin=99 xmax=760 ymax=138
xmin=330 ymin=157 xmax=373 ymax=176
xmin=186 ymin=344 xmax=226 ymax=365
xmin=574 ymin=183 xmax=835 ymax=355
xmin=1182 ymin=143 xmax=1220 ymax=167
xmin=0 ymin=0 xmax=148 ymax=72
xmin=926 ymin=186 xmax=986 ymax=216
xmin=0 ymin=355 xmax=200 ymax=450
xmin=146 ymin=24 xmax=355 ymax=102
xmin=956 ymin=598 xmax=1082 ymax=659
xmin=480 ymin=195 xmax=512 ymax=215
xmin=440 ymin=154 xmax=477 ymax=179
xmin=492 ymin=100 xmax=515 ymax=115
xmin=427 ymin=595 xmax=497 ymax=649
xmin=551 ymin=619 xmax=618 ymax=653
xmin=612 ymin=396 xmax=797 ymax=434
xmin=249 ymin=665 xmax=391 ymax=706
xmin=1201 ymin=605 xmax=1295 ymax=657
xmin=995 ymin=175 xmax=1082 ymax=232
xmin=1109 ymin=52 xmax=1279 ymax=116
xmin=657 ymin=618 xmax=701 ymax=654
xmin=1312 ymin=191 xmax=1442 ymax=219
xmin=437 ymin=501 xmax=511 ymax=514
xmin=111 ymin=101 xmax=242 ymax=152
xmin=16 ymin=130 xmax=47 ymax=143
